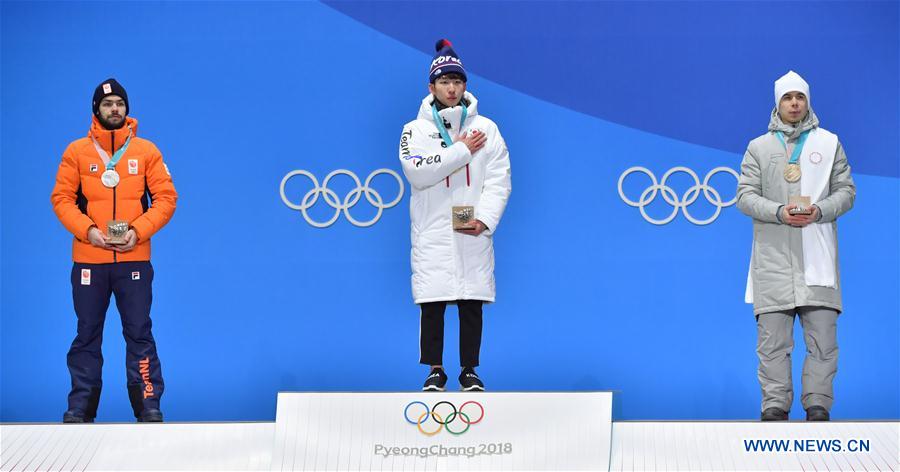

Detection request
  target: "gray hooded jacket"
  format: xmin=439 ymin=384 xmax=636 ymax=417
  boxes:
xmin=736 ymin=108 xmax=855 ymax=315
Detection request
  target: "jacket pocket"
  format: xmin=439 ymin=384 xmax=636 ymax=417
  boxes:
xmin=764 ymin=154 xmax=783 ymax=197
xmin=753 ymin=223 xmax=791 ymax=298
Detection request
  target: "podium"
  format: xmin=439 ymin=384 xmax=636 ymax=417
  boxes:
xmin=271 ymin=392 xmax=613 ymax=471
xmin=2 ymin=392 xmax=898 ymax=471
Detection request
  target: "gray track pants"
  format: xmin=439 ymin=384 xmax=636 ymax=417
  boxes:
xmin=756 ymin=306 xmax=839 ymax=412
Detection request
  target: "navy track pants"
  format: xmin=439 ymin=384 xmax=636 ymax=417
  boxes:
xmin=67 ymin=261 xmax=164 ymax=418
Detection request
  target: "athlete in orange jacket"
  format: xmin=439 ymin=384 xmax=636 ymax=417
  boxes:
xmin=51 ymin=95 xmax=176 ymax=262
xmin=51 ymin=78 xmax=177 ymax=423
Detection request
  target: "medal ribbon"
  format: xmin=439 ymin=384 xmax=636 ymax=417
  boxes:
xmin=431 ymin=103 xmax=469 ymax=187
xmin=775 ymin=129 xmax=810 ymax=165
xmin=91 ymin=129 xmax=133 ymax=170
xmin=431 ymin=104 xmax=467 ymax=147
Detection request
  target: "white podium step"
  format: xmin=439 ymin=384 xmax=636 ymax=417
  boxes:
xmin=270 ymin=391 xmax=614 ymax=471
xmin=610 ymin=421 xmax=899 ymax=472
xmin=1 ymin=422 xmax=273 ymax=471
xmin=2 ymin=396 xmax=897 ymax=471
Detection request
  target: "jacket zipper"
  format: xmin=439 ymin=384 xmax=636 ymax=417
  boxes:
xmin=458 ymin=214 xmax=466 ymax=296
xmin=111 ymin=132 xmax=117 ymax=263
xmin=448 ymin=177 xmax=466 ymax=297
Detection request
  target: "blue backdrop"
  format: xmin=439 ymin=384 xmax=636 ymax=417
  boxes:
xmin=1 ymin=1 xmax=897 ymax=422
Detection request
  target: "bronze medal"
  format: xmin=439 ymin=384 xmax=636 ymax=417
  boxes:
xmin=783 ymin=164 xmax=801 ymax=183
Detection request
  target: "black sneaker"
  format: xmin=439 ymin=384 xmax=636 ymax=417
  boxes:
xmin=806 ymin=406 xmax=830 ymax=421
xmin=458 ymin=367 xmax=484 ymax=392
xmin=761 ymin=407 xmax=789 ymax=421
xmin=422 ymin=368 xmax=448 ymax=392
xmin=138 ymin=408 xmax=164 ymax=423
xmin=63 ymin=410 xmax=94 ymax=424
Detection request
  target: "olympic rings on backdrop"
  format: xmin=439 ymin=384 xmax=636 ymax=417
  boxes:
xmin=280 ymin=169 xmax=405 ymax=228
xmin=617 ymin=166 xmax=740 ymax=225
xmin=404 ymin=400 xmax=484 ymax=436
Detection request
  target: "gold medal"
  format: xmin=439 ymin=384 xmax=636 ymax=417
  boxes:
xmin=783 ymin=164 xmax=801 ymax=183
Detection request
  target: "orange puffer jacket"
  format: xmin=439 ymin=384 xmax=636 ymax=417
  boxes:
xmin=51 ymin=116 xmax=177 ymax=263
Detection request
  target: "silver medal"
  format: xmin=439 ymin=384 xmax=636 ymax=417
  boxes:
xmin=101 ymin=169 xmax=120 ymax=188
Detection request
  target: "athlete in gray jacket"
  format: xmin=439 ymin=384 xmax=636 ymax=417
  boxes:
xmin=737 ymin=71 xmax=855 ymax=422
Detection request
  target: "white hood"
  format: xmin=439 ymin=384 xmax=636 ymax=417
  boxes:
xmin=416 ymin=91 xmax=480 ymax=122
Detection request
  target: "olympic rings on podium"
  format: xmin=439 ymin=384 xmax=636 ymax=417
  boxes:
xmin=404 ymin=400 xmax=484 ymax=436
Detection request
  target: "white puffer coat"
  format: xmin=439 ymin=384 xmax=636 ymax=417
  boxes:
xmin=398 ymin=92 xmax=511 ymax=303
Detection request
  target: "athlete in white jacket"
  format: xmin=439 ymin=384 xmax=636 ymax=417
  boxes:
xmin=398 ymin=39 xmax=511 ymax=391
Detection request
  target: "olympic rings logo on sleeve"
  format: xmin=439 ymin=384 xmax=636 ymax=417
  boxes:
xmin=404 ymin=400 xmax=484 ymax=436
xmin=280 ymin=169 xmax=405 ymax=228
xmin=617 ymin=166 xmax=740 ymax=225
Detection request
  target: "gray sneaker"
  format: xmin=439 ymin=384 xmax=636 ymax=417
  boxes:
xmin=806 ymin=406 xmax=830 ymax=421
xmin=761 ymin=407 xmax=789 ymax=421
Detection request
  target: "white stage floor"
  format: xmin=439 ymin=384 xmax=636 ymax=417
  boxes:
xmin=610 ymin=421 xmax=899 ymax=472
xmin=1 ymin=422 xmax=273 ymax=471
xmin=2 ymin=421 xmax=897 ymax=471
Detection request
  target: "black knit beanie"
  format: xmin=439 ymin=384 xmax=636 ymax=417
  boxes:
xmin=92 ymin=78 xmax=129 ymax=117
